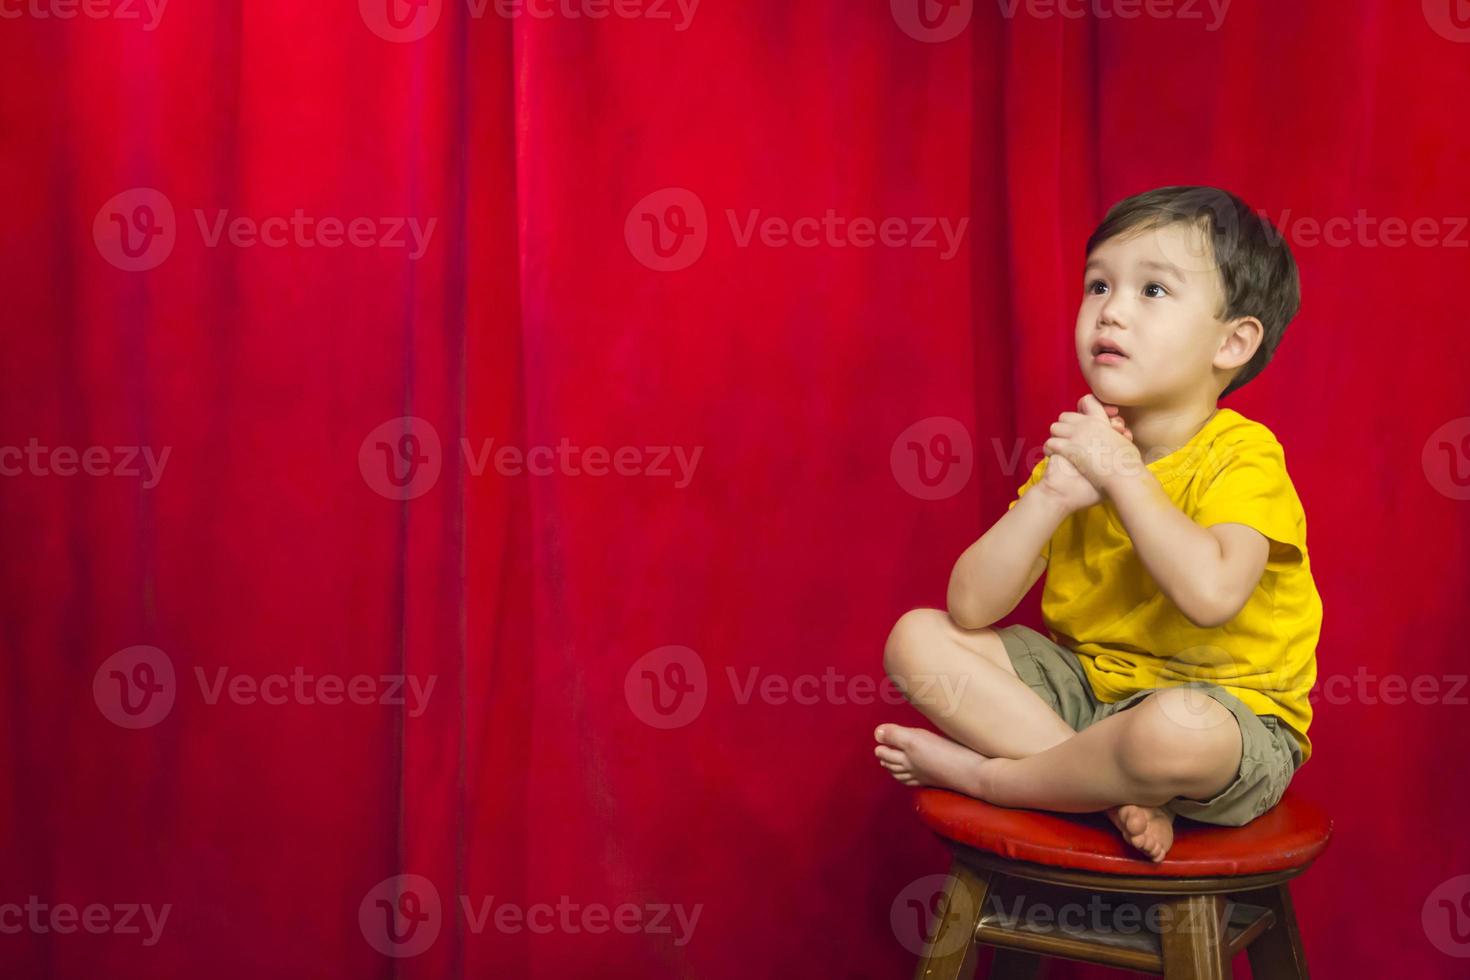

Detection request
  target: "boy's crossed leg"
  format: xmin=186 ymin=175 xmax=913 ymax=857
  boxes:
xmin=873 ymin=609 xmax=1241 ymax=862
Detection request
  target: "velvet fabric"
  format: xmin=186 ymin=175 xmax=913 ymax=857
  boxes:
xmin=2 ymin=1 xmax=1467 ymax=975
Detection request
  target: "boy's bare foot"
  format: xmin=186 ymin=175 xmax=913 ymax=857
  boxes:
xmin=1107 ymin=804 xmax=1175 ymax=863
xmin=875 ymin=725 xmax=1177 ymax=863
xmin=873 ymin=724 xmax=991 ymax=798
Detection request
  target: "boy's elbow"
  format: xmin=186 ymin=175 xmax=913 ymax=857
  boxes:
xmin=1185 ymin=607 xmax=1230 ymax=630
xmin=945 ymin=596 xmax=980 ymax=631
xmin=1185 ymin=587 xmax=1247 ymax=630
xmin=947 ymin=605 xmax=989 ymax=632
xmin=945 ymin=586 xmax=991 ymax=631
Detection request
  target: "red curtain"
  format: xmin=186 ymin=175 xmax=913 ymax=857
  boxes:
xmin=2 ymin=1 xmax=1467 ymax=976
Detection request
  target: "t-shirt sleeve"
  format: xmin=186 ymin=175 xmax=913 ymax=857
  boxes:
xmin=1192 ymin=438 xmax=1306 ymax=564
xmin=1007 ymin=457 xmax=1052 ymax=560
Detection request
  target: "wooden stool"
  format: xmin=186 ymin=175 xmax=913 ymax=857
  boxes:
xmin=908 ymin=787 xmax=1331 ymax=979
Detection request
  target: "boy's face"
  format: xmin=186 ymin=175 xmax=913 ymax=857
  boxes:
xmin=1075 ymin=220 xmax=1245 ymax=409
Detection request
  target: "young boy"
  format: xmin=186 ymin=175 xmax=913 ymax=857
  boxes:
xmin=873 ymin=186 xmax=1322 ymax=862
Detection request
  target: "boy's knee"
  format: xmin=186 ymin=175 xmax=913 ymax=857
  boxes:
xmin=1114 ymin=692 xmax=1240 ymax=789
xmin=883 ymin=607 xmax=950 ymax=678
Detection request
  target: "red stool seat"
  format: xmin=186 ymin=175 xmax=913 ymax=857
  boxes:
xmin=915 ymin=787 xmax=1332 ymax=878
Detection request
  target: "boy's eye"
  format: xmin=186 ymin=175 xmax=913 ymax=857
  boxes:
xmin=1086 ymin=280 xmax=1108 ymax=295
xmin=1143 ymin=282 xmax=1169 ymax=298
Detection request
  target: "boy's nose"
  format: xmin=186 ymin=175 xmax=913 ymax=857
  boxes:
xmin=1098 ymin=296 xmax=1129 ymax=327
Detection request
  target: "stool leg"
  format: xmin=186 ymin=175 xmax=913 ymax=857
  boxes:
xmin=1158 ymin=894 xmax=1229 ymax=980
xmin=913 ymin=858 xmax=992 ymax=980
xmin=987 ymin=947 xmax=1042 ymax=978
xmin=1240 ymin=884 xmax=1309 ymax=979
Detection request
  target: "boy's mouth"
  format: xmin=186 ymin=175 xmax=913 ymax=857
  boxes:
xmin=1091 ymin=339 xmax=1129 ymax=364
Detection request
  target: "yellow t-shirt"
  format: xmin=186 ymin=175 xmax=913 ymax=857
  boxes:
xmin=1006 ymin=407 xmax=1323 ymax=761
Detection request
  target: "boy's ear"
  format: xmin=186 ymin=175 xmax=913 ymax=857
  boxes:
xmin=1215 ymin=315 xmax=1264 ymax=372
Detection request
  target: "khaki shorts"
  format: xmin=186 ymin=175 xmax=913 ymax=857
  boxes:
xmin=995 ymin=624 xmax=1302 ymax=827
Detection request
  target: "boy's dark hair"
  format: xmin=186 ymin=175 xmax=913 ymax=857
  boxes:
xmin=1084 ymin=185 xmax=1300 ymax=399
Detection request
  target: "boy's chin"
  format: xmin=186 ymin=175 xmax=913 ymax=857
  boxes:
xmin=1085 ymin=382 xmax=1138 ymax=407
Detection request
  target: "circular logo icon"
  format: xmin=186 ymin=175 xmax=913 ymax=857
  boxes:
xmin=624 ymin=645 xmax=707 ymax=729
xmin=1424 ymin=0 xmax=1470 ymax=42
xmin=360 ymin=874 xmax=442 ymax=957
xmin=1423 ymin=874 xmax=1470 ymax=956
xmin=1149 ymin=643 xmax=1261 ymax=732
xmin=624 ymin=188 xmax=708 ymax=272
xmin=359 ymin=417 xmax=443 ymax=501
xmin=360 ymin=0 xmax=442 ymax=42
xmin=891 ymin=416 xmax=974 ymax=501
xmin=93 ymin=188 xmax=177 ymax=272
xmin=93 ymin=645 xmax=176 ymax=729
xmin=890 ymin=873 xmax=978 ymax=958
xmin=890 ymin=0 xmax=972 ymax=42
xmin=1423 ymin=417 xmax=1470 ymax=500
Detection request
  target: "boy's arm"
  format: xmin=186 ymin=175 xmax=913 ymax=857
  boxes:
xmin=947 ymin=488 xmax=1071 ymax=630
xmin=1103 ymin=469 xmax=1270 ymax=629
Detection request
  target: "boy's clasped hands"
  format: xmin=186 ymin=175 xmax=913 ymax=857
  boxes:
xmin=1038 ymin=394 xmax=1142 ymax=510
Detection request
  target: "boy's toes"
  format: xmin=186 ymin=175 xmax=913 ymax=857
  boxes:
xmin=874 ymin=723 xmax=920 ymax=750
xmin=1137 ymin=829 xmax=1170 ymax=862
xmin=874 ymin=745 xmax=906 ymax=765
